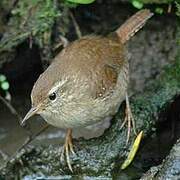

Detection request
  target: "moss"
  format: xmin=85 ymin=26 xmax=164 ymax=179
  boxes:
xmin=0 ymin=0 xmax=59 ymax=50
xmin=0 ymin=0 xmax=70 ymax=67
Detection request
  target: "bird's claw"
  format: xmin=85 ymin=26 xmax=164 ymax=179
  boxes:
xmin=59 ymin=129 xmax=76 ymax=172
xmin=120 ymin=93 xmax=137 ymax=145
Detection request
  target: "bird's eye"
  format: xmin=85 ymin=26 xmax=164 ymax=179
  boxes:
xmin=49 ymin=92 xmax=56 ymax=101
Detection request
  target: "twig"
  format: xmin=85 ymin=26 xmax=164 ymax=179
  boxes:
xmin=16 ymin=124 xmax=50 ymax=153
xmin=0 ymin=94 xmax=49 ymax=159
xmin=0 ymin=95 xmax=22 ymax=123
xmin=0 ymin=94 xmax=33 ymax=136
xmin=59 ymin=35 xmax=69 ymax=47
xmin=69 ymin=11 xmax=82 ymax=38
xmin=12 ymin=0 xmax=19 ymax=8
xmin=9 ymin=124 xmax=50 ymax=161
xmin=21 ymin=3 xmax=39 ymax=28
xmin=53 ymin=35 xmax=69 ymax=51
xmin=0 ymin=149 xmax=9 ymax=160
xmin=0 ymin=124 xmax=49 ymax=171
xmin=167 ymin=4 xmax=172 ymax=13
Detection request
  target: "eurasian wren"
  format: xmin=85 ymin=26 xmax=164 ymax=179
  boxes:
xmin=22 ymin=9 xmax=153 ymax=171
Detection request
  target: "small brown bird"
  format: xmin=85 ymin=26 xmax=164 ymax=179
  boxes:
xmin=22 ymin=9 xmax=153 ymax=171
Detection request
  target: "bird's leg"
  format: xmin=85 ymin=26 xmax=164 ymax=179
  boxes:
xmin=66 ymin=129 xmax=75 ymax=156
xmin=60 ymin=128 xmax=75 ymax=172
xmin=120 ymin=93 xmax=137 ymax=144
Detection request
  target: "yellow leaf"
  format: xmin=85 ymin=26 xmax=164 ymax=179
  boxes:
xmin=121 ymin=131 xmax=143 ymax=170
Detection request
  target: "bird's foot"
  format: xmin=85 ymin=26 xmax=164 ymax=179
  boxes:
xmin=120 ymin=93 xmax=137 ymax=145
xmin=60 ymin=128 xmax=76 ymax=172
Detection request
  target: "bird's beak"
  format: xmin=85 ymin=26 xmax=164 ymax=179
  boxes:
xmin=21 ymin=107 xmax=39 ymax=126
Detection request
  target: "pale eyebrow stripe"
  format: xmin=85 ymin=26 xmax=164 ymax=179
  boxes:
xmin=48 ymin=78 xmax=68 ymax=95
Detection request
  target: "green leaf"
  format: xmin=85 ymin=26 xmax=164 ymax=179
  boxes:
xmin=0 ymin=74 xmax=6 ymax=82
xmin=1 ymin=81 xmax=10 ymax=91
xmin=132 ymin=0 xmax=143 ymax=9
xmin=155 ymin=7 xmax=164 ymax=14
xmin=65 ymin=0 xmax=96 ymax=4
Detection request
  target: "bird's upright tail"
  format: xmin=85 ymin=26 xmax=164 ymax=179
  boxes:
xmin=116 ymin=9 xmax=153 ymax=44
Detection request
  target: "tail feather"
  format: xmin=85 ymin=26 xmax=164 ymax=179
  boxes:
xmin=116 ymin=9 xmax=153 ymax=44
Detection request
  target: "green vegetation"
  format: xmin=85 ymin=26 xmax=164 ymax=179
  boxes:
xmin=0 ymin=74 xmax=9 ymax=91
xmin=155 ymin=7 xmax=164 ymax=14
xmin=66 ymin=0 xmax=96 ymax=4
xmin=134 ymin=0 xmax=173 ymax=3
xmin=0 ymin=0 xmax=61 ymax=52
xmin=132 ymin=0 xmax=144 ymax=9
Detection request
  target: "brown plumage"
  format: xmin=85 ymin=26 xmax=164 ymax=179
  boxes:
xmin=116 ymin=9 xmax=153 ymax=43
xmin=22 ymin=9 xmax=153 ymax=172
xmin=31 ymin=34 xmax=126 ymax=104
